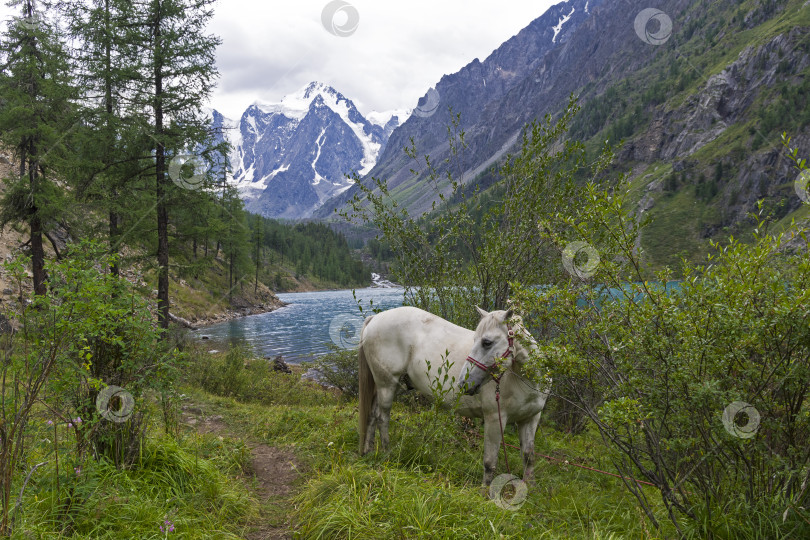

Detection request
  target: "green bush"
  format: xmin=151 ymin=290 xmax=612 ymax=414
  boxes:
xmin=303 ymin=345 xmax=360 ymax=397
xmin=513 ymin=184 xmax=810 ymax=536
xmin=185 ymin=345 xmax=334 ymax=407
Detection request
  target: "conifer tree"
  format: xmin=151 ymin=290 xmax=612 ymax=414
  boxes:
xmin=0 ymin=0 xmax=77 ymax=295
xmin=127 ymin=0 xmax=220 ymax=329
xmin=61 ymin=0 xmax=145 ymax=276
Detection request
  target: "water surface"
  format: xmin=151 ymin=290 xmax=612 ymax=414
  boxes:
xmin=191 ymin=287 xmax=405 ymax=362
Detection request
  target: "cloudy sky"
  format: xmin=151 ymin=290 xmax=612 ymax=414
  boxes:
xmin=2 ymin=0 xmax=558 ymax=119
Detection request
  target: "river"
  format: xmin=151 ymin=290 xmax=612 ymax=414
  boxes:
xmin=191 ymin=287 xmax=406 ymax=362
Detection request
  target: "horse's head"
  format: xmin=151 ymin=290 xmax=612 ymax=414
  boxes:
xmin=458 ymin=307 xmax=516 ymax=395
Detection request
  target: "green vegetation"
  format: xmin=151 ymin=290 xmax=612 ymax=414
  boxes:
xmin=341 ymin=82 xmax=810 ymax=535
xmin=1 ymin=0 xmax=808 ymax=537
xmin=0 ymin=245 xmax=258 ymax=537
xmin=180 ymin=346 xmax=678 ymax=538
xmin=344 ymin=100 xmax=602 ymax=328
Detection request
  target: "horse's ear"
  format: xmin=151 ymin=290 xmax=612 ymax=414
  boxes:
xmin=502 ymin=309 xmax=513 ymax=322
xmin=475 ymin=306 xmax=488 ymax=318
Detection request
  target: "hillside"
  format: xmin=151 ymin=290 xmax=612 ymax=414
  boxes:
xmin=319 ymin=0 xmax=810 ymax=271
xmin=0 ymin=150 xmax=371 ymax=328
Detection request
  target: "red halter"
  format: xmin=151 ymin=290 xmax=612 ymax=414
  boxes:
xmin=465 ymin=322 xmax=515 ymax=384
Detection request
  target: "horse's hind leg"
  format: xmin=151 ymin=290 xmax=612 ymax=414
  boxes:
xmin=375 ymin=385 xmax=396 ymax=451
xmin=518 ymin=412 xmax=541 ymax=486
xmin=363 ymin=394 xmax=379 ymax=454
xmin=363 ymin=385 xmax=396 ymax=453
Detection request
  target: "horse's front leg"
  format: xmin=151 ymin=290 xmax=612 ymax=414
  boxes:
xmin=482 ymin=413 xmax=503 ymax=488
xmin=518 ymin=412 xmax=541 ymax=486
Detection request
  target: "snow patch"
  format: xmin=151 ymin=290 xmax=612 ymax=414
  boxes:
xmin=311 ymin=128 xmax=327 ymax=186
xmin=552 ymin=6 xmax=575 ymax=43
xmin=366 ymin=109 xmax=410 ymax=126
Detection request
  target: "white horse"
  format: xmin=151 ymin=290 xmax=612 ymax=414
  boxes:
xmin=358 ymin=305 xmax=550 ymax=486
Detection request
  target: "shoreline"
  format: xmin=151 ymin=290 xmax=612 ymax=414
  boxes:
xmin=187 ymin=281 xmax=403 ymax=331
xmin=181 ymin=300 xmax=288 ymax=330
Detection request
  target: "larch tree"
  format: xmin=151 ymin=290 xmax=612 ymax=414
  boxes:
xmin=128 ymin=0 xmax=221 ymax=329
xmin=0 ymin=0 xmax=77 ymax=296
xmin=60 ymin=0 xmax=146 ymax=277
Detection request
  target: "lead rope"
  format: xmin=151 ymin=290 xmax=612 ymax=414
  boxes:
xmin=495 ymin=323 xmax=516 ymax=476
xmin=495 ymin=382 xmax=510 ymax=475
xmin=465 ymin=320 xmax=516 ymax=477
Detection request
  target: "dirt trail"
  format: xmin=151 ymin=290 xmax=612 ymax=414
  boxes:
xmin=182 ymin=404 xmax=297 ymax=540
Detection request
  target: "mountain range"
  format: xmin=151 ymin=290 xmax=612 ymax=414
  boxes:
xmin=220 ymin=0 xmax=810 ymax=269
xmin=211 ymin=82 xmax=406 ymax=219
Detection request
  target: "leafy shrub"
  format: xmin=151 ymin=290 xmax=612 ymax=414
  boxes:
xmin=513 ymin=183 xmax=810 ymax=536
xmin=302 ymin=344 xmax=359 ymax=397
xmin=185 ymin=345 xmax=333 ymax=407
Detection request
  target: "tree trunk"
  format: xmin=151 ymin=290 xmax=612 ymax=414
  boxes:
xmin=153 ymin=2 xmax=169 ymax=331
xmin=28 ymin=161 xmax=46 ymax=296
xmin=105 ymin=0 xmax=119 ymax=278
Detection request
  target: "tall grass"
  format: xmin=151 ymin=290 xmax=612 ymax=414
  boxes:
xmin=11 ymin=431 xmax=255 ymax=538
xmin=183 ymin=354 xmax=679 ymax=538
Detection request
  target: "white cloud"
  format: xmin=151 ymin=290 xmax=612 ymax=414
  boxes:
xmin=0 ymin=0 xmax=558 ymax=119
xmin=209 ymin=0 xmax=557 ymax=118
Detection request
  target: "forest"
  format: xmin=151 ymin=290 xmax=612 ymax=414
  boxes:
xmin=0 ymin=0 xmax=369 ymax=329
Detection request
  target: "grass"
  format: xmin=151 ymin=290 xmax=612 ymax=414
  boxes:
xmin=182 ymin=347 xmax=679 ymax=538
xmin=16 ymin=340 xmax=802 ymax=537
xmin=11 ymin=413 xmax=256 ymax=539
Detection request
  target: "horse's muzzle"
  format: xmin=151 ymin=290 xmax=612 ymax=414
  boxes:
xmin=460 ymin=380 xmax=482 ymax=396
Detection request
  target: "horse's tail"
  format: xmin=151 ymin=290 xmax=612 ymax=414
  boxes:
xmin=358 ymin=315 xmax=375 ymax=454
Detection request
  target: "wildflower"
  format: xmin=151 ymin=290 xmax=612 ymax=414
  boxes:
xmin=74 ymin=467 xmax=81 ymax=476
xmin=46 ymin=420 xmax=53 ymax=426
xmin=67 ymin=423 xmax=73 ymax=428
xmin=160 ymin=519 xmax=175 ymax=534
xmin=74 ymin=417 xmax=82 ymax=424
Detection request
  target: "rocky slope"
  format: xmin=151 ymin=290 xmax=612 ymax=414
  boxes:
xmin=317 ymin=0 xmax=810 ymax=267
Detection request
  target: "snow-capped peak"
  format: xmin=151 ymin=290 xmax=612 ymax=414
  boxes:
xmin=211 ymin=82 xmax=404 ymax=219
xmin=252 ymin=82 xmax=345 ymax=121
xmin=367 ymin=109 xmax=411 ymax=127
